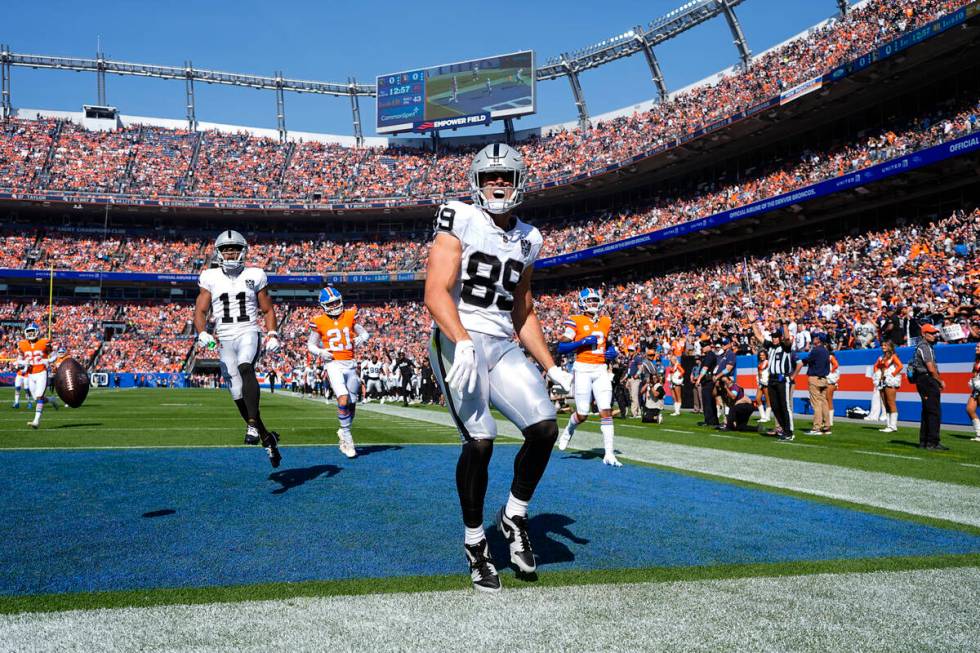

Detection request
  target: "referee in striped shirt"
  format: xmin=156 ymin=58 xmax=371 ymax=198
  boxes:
xmin=752 ymin=316 xmax=802 ymax=441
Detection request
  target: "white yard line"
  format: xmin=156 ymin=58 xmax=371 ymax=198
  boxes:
xmin=360 ymin=403 xmax=980 ymax=527
xmin=3 ymin=568 xmax=978 ymax=652
xmin=854 ymin=450 xmax=921 ymax=460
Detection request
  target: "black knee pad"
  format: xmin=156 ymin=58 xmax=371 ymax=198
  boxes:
xmin=521 ymin=419 xmax=559 ymax=446
xmin=237 ymin=363 xmax=256 ymax=379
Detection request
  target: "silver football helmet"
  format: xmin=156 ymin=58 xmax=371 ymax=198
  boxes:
xmin=469 ymin=143 xmax=527 ymax=215
xmin=213 ymin=230 xmax=247 ymax=274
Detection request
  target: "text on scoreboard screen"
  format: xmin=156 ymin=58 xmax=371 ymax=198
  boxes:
xmin=375 ymin=51 xmax=535 ymax=134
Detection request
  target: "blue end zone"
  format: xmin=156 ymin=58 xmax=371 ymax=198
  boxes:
xmin=1 ymin=446 xmax=978 ymax=595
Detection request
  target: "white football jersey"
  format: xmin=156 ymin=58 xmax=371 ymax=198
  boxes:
xmin=434 ymin=200 xmax=543 ymax=339
xmin=364 ymin=361 xmax=383 ymax=378
xmin=198 ymin=266 xmax=268 ymax=340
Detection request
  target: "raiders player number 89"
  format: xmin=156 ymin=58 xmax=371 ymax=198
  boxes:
xmin=425 ymin=143 xmax=573 ymax=594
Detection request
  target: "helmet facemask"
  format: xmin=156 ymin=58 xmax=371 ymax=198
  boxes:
xmin=321 ymin=298 xmax=344 ymax=318
xmin=474 ymin=170 xmax=524 ymax=215
xmin=581 ymin=297 xmax=602 ymax=317
xmin=24 ymin=324 xmax=39 ymax=342
xmin=216 ymin=245 xmax=246 ymax=274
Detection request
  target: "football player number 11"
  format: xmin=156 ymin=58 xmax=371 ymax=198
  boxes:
xmin=218 ymin=292 xmax=249 ymax=323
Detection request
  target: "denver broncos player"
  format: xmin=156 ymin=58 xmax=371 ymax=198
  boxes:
xmin=16 ymin=322 xmax=57 ymax=428
xmin=194 ymin=229 xmax=283 ymax=468
xmin=308 ymin=286 xmax=370 ymax=458
xmin=556 ymin=288 xmax=622 ymax=466
xmin=426 ymin=143 xmax=573 ymax=593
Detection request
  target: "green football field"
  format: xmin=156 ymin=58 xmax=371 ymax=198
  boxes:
xmin=1 ymin=387 xmax=978 ymax=650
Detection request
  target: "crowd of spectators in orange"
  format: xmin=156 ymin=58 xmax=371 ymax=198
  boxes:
xmin=0 ymin=0 xmax=967 ymax=203
xmin=531 ymin=208 xmax=979 ymax=356
xmin=5 ymin=90 xmax=976 ymax=277
xmin=1 ymin=205 xmax=975 ymax=375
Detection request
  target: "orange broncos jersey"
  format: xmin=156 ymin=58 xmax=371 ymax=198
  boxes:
xmin=563 ymin=315 xmax=612 ymax=365
xmin=310 ymin=308 xmax=358 ymax=361
xmin=18 ymin=338 xmax=52 ymax=374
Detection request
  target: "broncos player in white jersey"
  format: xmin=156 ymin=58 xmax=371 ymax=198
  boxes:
xmin=426 ymin=143 xmax=573 ymax=593
xmin=194 ymin=230 xmax=283 ymax=468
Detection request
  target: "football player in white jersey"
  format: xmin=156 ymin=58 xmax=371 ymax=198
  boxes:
xmin=425 ymin=143 xmax=573 ymax=593
xmin=362 ymin=354 xmax=385 ymax=402
xmin=194 ymin=230 xmax=283 ymax=468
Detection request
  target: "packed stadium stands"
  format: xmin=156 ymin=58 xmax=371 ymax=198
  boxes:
xmin=1 ymin=205 xmax=975 ymax=376
xmin=2 ymin=89 xmax=976 ymax=276
xmin=0 ymin=0 xmax=969 ymax=204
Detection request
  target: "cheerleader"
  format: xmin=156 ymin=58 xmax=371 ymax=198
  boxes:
xmin=668 ymin=356 xmax=685 ymax=416
xmin=874 ymin=341 xmax=903 ymax=433
xmin=755 ymin=350 xmax=771 ymax=423
xmin=825 ymin=347 xmax=840 ymax=428
xmin=967 ymin=342 xmax=980 ymax=442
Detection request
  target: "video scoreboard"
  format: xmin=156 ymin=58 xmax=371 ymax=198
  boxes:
xmin=376 ymin=50 xmax=535 ymax=135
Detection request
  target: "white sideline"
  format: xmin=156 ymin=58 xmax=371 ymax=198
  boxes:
xmin=359 ymin=403 xmax=980 ymax=528
xmin=3 ymin=568 xmax=978 ymax=652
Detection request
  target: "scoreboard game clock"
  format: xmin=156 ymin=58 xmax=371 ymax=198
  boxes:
xmin=376 ymin=50 xmax=535 ymax=135
xmin=377 ymin=70 xmax=426 ymax=132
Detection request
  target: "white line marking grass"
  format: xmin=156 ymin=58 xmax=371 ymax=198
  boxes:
xmin=854 ymin=450 xmax=920 ymax=460
xmin=361 ymin=403 xmax=980 ymax=527
xmin=4 ymin=568 xmax=978 ymax=652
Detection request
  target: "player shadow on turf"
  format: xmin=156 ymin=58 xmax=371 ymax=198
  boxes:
xmin=53 ymin=422 xmax=103 ymax=429
xmin=888 ymin=439 xmax=925 ymax=448
xmin=268 ymin=465 xmax=342 ymax=494
xmin=351 ymin=444 xmax=403 ymax=458
xmin=562 ymin=448 xmax=617 ymax=461
xmin=142 ymin=509 xmax=176 ymax=518
xmin=487 ymin=512 xmax=589 ymax=582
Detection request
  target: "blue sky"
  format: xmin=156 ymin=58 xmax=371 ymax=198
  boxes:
xmin=5 ymin=1 xmax=842 ymax=137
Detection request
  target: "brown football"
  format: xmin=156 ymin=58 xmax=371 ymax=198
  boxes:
xmin=54 ymin=358 xmax=90 ymax=408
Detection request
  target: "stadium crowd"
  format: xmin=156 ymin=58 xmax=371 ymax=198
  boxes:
xmin=0 ymin=0 xmax=968 ymax=203
xmin=1 ymin=205 xmax=975 ymax=378
xmin=2 ymin=88 xmax=976 ymax=277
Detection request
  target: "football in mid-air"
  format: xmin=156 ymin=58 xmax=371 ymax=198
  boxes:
xmin=54 ymin=358 xmax=90 ymax=408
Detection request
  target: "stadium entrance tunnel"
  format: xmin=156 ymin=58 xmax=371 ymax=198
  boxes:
xmin=0 ymin=445 xmax=978 ymax=596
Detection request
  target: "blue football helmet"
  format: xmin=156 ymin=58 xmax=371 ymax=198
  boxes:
xmin=577 ymin=288 xmax=602 ymax=316
xmin=24 ymin=322 xmax=40 ymax=341
xmin=319 ymin=287 xmax=344 ymax=317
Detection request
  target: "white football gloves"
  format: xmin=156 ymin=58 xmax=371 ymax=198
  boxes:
xmin=547 ymin=366 xmax=573 ymax=393
xmin=264 ymin=331 xmax=281 ymax=353
xmin=445 ymin=339 xmax=479 ymax=394
xmin=197 ymin=331 xmax=216 ymax=349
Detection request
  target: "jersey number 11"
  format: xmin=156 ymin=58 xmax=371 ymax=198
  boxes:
xmin=219 ymin=292 xmax=249 ymax=323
